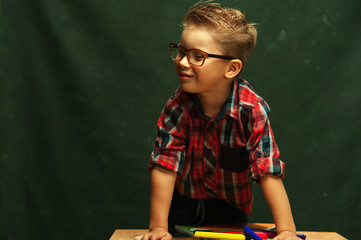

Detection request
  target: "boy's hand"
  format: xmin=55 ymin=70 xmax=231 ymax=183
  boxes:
xmin=273 ymin=230 xmax=301 ymax=240
xmin=134 ymin=227 xmax=172 ymax=240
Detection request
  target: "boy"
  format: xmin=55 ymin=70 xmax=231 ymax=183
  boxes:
xmin=139 ymin=2 xmax=300 ymax=240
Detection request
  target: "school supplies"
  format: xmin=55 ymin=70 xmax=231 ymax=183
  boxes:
xmin=194 ymin=231 xmax=246 ymax=240
xmin=175 ymin=223 xmax=307 ymax=240
xmin=192 ymin=228 xmax=268 ymax=239
xmin=174 ymin=225 xmax=194 ymax=237
xmin=252 ymin=230 xmax=306 ymax=239
xmin=244 ymin=226 xmax=263 ymax=240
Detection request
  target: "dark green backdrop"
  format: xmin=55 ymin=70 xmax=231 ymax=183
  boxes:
xmin=0 ymin=0 xmax=360 ymax=239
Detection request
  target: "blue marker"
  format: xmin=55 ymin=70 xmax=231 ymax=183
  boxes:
xmin=244 ymin=226 xmax=263 ymax=240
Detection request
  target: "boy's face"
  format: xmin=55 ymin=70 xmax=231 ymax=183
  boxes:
xmin=175 ymin=25 xmax=231 ymax=95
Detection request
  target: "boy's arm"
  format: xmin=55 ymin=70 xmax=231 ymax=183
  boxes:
xmin=260 ymin=175 xmax=301 ymax=240
xmin=139 ymin=165 xmax=177 ymax=240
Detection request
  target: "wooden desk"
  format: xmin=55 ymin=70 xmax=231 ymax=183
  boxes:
xmin=110 ymin=230 xmax=348 ymax=240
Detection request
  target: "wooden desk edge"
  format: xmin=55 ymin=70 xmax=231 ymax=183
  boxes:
xmin=110 ymin=229 xmax=348 ymax=240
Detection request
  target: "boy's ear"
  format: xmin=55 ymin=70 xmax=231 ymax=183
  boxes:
xmin=225 ymin=59 xmax=243 ymax=79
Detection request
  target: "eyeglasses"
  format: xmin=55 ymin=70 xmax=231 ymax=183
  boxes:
xmin=169 ymin=43 xmax=235 ymax=66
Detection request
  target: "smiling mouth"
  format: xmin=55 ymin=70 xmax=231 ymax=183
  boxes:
xmin=179 ymin=72 xmax=193 ymax=78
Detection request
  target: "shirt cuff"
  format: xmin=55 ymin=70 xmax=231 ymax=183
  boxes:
xmin=250 ymin=150 xmax=285 ymax=184
xmin=149 ymin=148 xmax=183 ymax=173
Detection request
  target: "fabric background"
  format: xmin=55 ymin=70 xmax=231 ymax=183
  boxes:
xmin=0 ymin=0 xmax=360 ymax=239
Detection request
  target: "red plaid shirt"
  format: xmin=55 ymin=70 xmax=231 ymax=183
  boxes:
xmin=149 ymin=78 xmax=285 ymax=214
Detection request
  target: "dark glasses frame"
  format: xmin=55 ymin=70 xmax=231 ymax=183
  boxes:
xmin=169 ymin=43 xmax=235 ymax=66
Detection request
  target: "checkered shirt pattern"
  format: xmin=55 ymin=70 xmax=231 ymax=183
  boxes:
xmin=149 ymin=78 xmax=285 ymax=214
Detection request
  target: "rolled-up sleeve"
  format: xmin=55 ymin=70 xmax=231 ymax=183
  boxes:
xmin=149 ymin=100 xmax=186 ymax=174
xmin=247 ymin=100 xmax=285 ymax=183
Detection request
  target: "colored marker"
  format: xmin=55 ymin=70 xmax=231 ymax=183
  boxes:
xmin=296 ymin=233 xmax=307 ymax=239
xmin=244 ymin=226 xmax=263 ymax=240
xmin=252 ymin=229 xmax=307 ymax=240
xmin=194 ymin=231 xmax=246 ymax=240
xmin=192 ymin=228 xmax=268 ymax=239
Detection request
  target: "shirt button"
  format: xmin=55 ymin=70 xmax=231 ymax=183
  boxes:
xmin=256 ymin=152 xmax=262 ymax=158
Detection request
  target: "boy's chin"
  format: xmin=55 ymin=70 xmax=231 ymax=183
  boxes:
xmin=180 ymin=84 xmax=198 ymax=94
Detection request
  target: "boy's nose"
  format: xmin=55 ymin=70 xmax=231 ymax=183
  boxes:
xmin=179 ymin=55 xmax=191 ymax=68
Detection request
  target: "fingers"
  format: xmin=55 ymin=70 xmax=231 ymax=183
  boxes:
xmin=272 ymin=235 xmax=302 ymax=240
xmin=134 ymin=232 xmax=172 ymax=240
xmin=134 ymin=235 xmax=142 ymax=240
xmin=134 ymin=234 xmax=144 ymax=240
xmin=160 ymin=233 xmax=172 ymax=240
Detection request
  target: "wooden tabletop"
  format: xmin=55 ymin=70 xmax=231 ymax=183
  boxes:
xmin=109 ymin=229 xmax=348 ymax=240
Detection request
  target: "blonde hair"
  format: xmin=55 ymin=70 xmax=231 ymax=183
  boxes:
xmin=183 ymin=1 xmax=257 ymax=71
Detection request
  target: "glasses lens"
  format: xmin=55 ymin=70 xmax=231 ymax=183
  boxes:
xmin=170 ymin=45 xmax=185 ymax=61
xmin=169 ymin=44 xmax=206 ymax=66
xmin=170 ymin=46 xmax=178 ymax=61
xmin=189 ymin=50 xmax=205 ymax=66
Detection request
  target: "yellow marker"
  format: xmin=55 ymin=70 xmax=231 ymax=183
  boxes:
xmin=194 ymin=231 xmax=246 ymax=240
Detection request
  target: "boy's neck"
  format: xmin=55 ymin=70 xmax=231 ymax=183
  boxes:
xmin=196 ymin=86 xmax=232 ymax=118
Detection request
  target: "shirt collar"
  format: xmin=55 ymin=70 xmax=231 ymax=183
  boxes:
xmin=225 ymin=78 xmax=240 ymax=119
xmin=186 ymin=78 xmax=240 ymax=120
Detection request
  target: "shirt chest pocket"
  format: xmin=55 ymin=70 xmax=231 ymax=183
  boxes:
xmin=220 ymin=145 xmax=250 ymax=173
